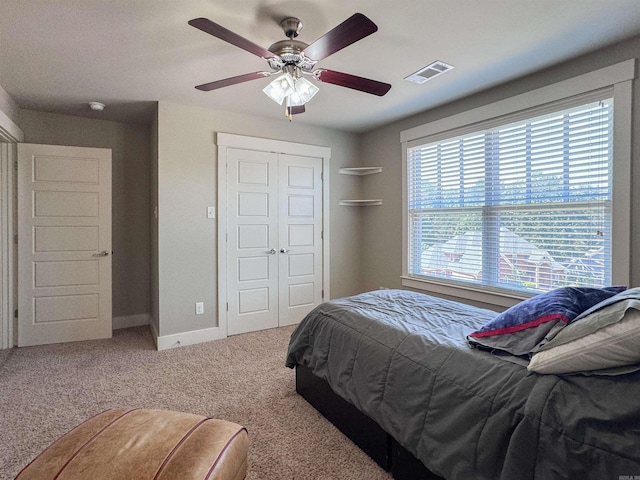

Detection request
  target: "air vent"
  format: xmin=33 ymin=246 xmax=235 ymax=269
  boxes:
xmin=404 ymin=61 xmax=454 ymax=84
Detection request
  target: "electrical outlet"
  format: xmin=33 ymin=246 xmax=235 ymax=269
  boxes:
xmin=195 ymin=302 xmax=204 ymax=315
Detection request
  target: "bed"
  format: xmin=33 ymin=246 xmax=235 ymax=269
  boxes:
xmin=285 ymin=289 xmax=640 ymax=480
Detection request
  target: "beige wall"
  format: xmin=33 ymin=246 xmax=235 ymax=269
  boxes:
xmin=19 ymin=110 xmax=151 ymax=319
xmin=0 ymin=85 xmax=20 ymax=126
xmin=154 ymin=101 xmax=362 ymax=337
xmin=360 ymin=35 xmax=640 ymax=305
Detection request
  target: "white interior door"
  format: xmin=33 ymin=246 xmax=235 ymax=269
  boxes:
xmin=226 ymin=148 xmax=279 ymax=335
xmin=18 ymin=143 xmax=112 ymax=347
xmin=226 ymin=148 xmax=323 ymax=335
xmin=278 ymin=154 xmax=323 ymax=326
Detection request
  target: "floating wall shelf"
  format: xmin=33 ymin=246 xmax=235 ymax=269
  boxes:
xmin=338 ymin=167 xmax=383 ymax=176
xmin=339 ymin=166 xmax=383 ymax=206
xmin=339 ymin=199 xmax=383 ymax=206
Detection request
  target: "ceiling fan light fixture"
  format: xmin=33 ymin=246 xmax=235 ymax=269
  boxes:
xmin=263 ymin=73 xmax=296 ymax=104
xmin=286 ymin=91 xmax=305 ymax=107
xmin=294 ymin=77 xmax=319 ymax=103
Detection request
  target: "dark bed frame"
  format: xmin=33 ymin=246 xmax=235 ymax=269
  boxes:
xmin=295 ymin=364 xmax=444 ymax=480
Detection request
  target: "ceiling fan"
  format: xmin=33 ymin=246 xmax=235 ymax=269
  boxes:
xmin=188 ymin=13 xmax=391 ymax=119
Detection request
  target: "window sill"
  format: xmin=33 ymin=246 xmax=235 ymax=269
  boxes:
xmin=401 ymin=276 xmax=530 ymax=310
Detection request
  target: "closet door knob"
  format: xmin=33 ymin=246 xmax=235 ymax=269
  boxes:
xmin=268 ymin=248 xmax=277 ymax=254
xmin=280 ymin=248 xmax=292 ymax=253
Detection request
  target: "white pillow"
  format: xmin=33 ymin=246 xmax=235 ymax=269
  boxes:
xmin=528 ymin=305 xmax=640 ymax=375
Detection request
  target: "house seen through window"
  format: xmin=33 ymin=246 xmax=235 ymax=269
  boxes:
xmin=407 ymin=98 xmax=613 ymax=294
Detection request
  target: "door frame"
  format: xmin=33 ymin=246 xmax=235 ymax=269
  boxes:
xmin=0 ymin=109 xmax=23 ymax=349
xmin=216 ymin=133 xmax=331 ymax=338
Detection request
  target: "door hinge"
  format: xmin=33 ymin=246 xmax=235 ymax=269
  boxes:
xmin=321 ymin=290 xmax=324 ymax=299
xmin=14 ymin=235 xmax=18 ymax=244
xmin=226 ymin=302 xmax=229 ymax=312
xmin=321 ymin=171 xmax=324 ymax=181
xmin=14 ymin=309 xmax=18 ymax=318
xmin=321 ymin=230 xmax=323 ymax=240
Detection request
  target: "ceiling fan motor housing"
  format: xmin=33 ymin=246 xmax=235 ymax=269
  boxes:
xmin=268 ymin=39 xmax=315 ymax=71
xmin=280 ymin=17 xmax=302 ymax=38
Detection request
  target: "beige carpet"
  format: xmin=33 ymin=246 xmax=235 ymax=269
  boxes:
xmin=0 ymin=326 xmax=390 ymax=479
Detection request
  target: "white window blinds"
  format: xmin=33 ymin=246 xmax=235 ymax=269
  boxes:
xmin=407 ymin=96 xmax=613 ymax=294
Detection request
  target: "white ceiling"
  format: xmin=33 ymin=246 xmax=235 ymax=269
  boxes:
xmin=1 ymin=0 xmax=640 ymax=133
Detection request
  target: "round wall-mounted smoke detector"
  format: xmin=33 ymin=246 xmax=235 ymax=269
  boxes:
xmin=88 ymin=102 xmax=105 ymax=111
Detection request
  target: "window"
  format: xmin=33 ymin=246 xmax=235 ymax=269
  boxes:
xmin=401 ymin=60 xmax=633 ymax=302
xmin=407 ymin=98 xmax=612 ymax=295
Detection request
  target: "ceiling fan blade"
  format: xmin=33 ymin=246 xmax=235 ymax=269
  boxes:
xmin=189 ymin=17 xmax=276 ymax=59
xmin=315 ymin=70 xmax=391 ymax=96
xmin=302 ymin=13 xmax=378 ymax=61
xmin=195 ymin=71 xmax=270 ymax=91
xmin=286 ymin=105 xmax=305 ymax=115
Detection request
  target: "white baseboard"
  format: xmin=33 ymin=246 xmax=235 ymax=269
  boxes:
xmin=155 ymin=326 xmax=222 ymax=351
xmin=113 ymin=314 xmax=150 ymax=330
xmin=149 ymin=318 xmax=159 ymax=346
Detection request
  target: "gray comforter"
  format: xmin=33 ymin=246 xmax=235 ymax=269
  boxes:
xmin=285 ymin=289 xmax=640 ymax=480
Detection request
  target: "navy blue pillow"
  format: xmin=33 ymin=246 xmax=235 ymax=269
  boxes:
xmin=467 ymin=286 xmax=626 ymax=356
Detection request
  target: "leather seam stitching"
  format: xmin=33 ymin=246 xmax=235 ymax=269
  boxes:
xmin=153 ymin=417 xmax=210 ymax=480
xmin=204 ymin=427 xmax=248 ymax=480
xmin=52 ymin=408 xmax=138 ymax=480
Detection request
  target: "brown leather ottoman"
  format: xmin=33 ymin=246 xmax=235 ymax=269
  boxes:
xmin=15 ymin=409 xmax=248 ymax=480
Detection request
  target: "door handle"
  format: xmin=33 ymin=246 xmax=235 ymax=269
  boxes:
xmin=280 ymin=248 xmax=292 ymax=253
xmin=92 ymin=250 xmax=110 ymax=257
xmin=267 ymin=248 xmax=277 ymax=254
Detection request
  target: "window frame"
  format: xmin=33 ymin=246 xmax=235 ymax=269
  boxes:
xmin=400 ymin=60 xmax=634 ymax=308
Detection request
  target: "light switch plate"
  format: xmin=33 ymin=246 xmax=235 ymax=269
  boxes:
xmin=195 ymin=302 xmax=204 ymax=315
xmin=207 ymin=206 xmax=215 ymax=219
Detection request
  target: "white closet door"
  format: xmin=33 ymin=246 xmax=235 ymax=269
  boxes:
xmin=225 ymin=148 xmax=324 ymax=335
xmin=226 ymin=148 xmax=279 ymax=335
xmin=278 ymin=154 xmax=323 ymax=326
